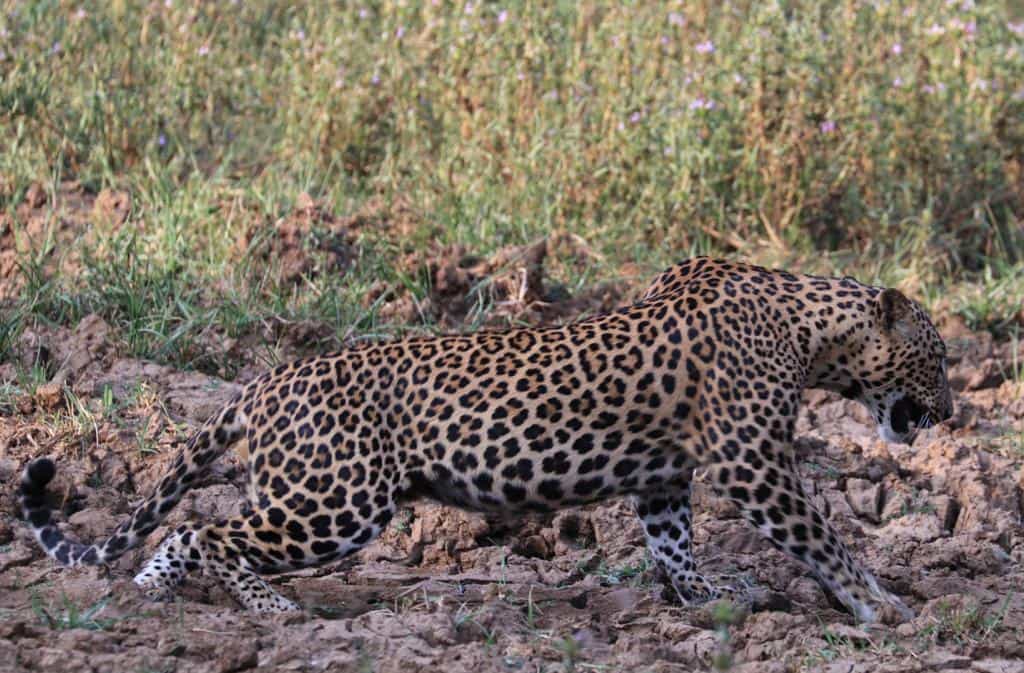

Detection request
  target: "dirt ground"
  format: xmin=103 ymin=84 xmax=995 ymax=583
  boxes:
xmin=1 ymin=210 xmax=1023 ymax=672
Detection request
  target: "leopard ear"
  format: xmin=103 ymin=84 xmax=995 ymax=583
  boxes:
xmin=877 ymin=288 xmax=914 ymax=335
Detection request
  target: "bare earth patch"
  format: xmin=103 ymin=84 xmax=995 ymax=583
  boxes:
xmin=0 ymin=302 xmax=1022 ymax=673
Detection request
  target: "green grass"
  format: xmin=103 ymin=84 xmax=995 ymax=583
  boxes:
xmin=916 ymin=594 xmax=1013 ymax=649
xmin=30 ymin=593 xmax=118 ymax=631
xmin=952 ymin=265 xmax=1024 ymax=338
xmin=1 ymin=1 xmax=1023 ymax=371
xmin=801 ymin=623 xmax=905 ymax=669
xmin=711 ymin=600 xmax=744 ymax=672
xmin=588 ymin=557 xmax=652 ymax=587
xmin=450 ymin=602 xmax=499 ymax=646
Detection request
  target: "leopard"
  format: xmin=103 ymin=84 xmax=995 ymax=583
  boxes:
xmin=19 ymin=257 xmax=953 ymax=622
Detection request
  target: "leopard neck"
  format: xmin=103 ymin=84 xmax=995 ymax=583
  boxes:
xmin=776 ymin=276 xmax=881 ymax=393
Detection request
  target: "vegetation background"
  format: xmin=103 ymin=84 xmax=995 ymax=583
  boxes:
xmin=2 ymin=0 xmax=1022 ymax=374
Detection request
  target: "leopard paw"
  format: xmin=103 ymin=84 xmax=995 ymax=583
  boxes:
xmin=664 ymin=573 xmax=753 ymax=607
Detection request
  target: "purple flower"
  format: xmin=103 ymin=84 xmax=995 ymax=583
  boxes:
xmin=695 ymin=40 xmax=715 ymax=54
xmin=891 ymin=43 xmax=902 ymax=55
xmin=668 ymin=12 xmax=685 ymax=27
xmin=1010 ymin=22 xmax=1024 ymax=36
xmin=892 ymin=77 xmax=904 ymax=88
xmin=197 ymin=44 xmax=210 ymax=56
xmin=497 ymin=10 xmax=508 ymax=24
xmin=158 ymin=134 xmax=167 ymax=147
xmin=396 ymin=26 xmax=405 ymax=39
xmin=819 ymin=120 xmax=836 ymax=134
xmin=629 ymin=111 xmax=642 ymax=124
xmin=50 ymin=41 xmax=62 ymax=55
xmin=927 ymin=23 xmax=945 ymax=36
xmin=922 ymin=84 xmax=936 ymax=94
xmin=689 ymin=97 xmax=715 ymax=111
xmin=371 ymin=73 xmax=380 ymax=85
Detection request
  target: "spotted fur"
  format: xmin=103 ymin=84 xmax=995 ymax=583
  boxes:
xmin=19 ymin=258 xmax=953 ymax=621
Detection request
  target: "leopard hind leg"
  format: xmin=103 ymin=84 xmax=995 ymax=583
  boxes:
xmin=136 ymin=489 xmax=398 ymax=613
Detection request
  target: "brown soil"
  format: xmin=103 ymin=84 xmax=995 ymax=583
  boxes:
xmin=0 ymin=189 xmax=1022 ymax=672
xmin=234 ymin=192 xmax=359 ymax=287
xmin=372 ymin=234 xmax=628 ymax=330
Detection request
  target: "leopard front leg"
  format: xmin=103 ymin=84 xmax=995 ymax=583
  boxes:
xmin=709 ymin=449 xmax=913 ymax=623
xmin=632 ymin=477 xmax=737 ymax=605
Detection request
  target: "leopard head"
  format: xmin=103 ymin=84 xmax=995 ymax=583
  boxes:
xmin=841 ymin=289 xmax=954 ymax=444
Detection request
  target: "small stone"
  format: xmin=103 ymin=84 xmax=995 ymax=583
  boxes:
xmin=963 ymin=360 xmax=1005 ymax=391
xmin=217 ymin=640 xmax=259 ymax=673
xmin=971 ymin=660 xmax=1024 ymax=673
xmin=67 ymin=509 xmax=119 ymax=539
xmin=878 ymin=511 xmax=944 ymax=544
xmin=512 ymin=534 xmax=551 ymax=559
xmin=0 ymin=544 xmax=35 ymax=574
xmin=929 ymin=494 xmax=960 ymax=532
xmin=747 ymin=588 xmax=793 ymax=614
xmin=845 ymin=478 xmax=883 ymax=523
xmin=925 ymin=651 xmax=972 ymax=670
xmin=33 ymin=382 xmax=64 ymax=411
xmin=25 ymin=182 xmax=47 ymax=208
xmin=603 ymin=587 xmax=643 ymax=612
xmin=157 ymin=638 xmax=187 ymax=657
xmin=895 ymin=622 xmax=916 ymax=637
xmin=825 ymin=622 xmax=871 ymax=645
xmin=786 ymin=576 xmax=829 ymax=608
